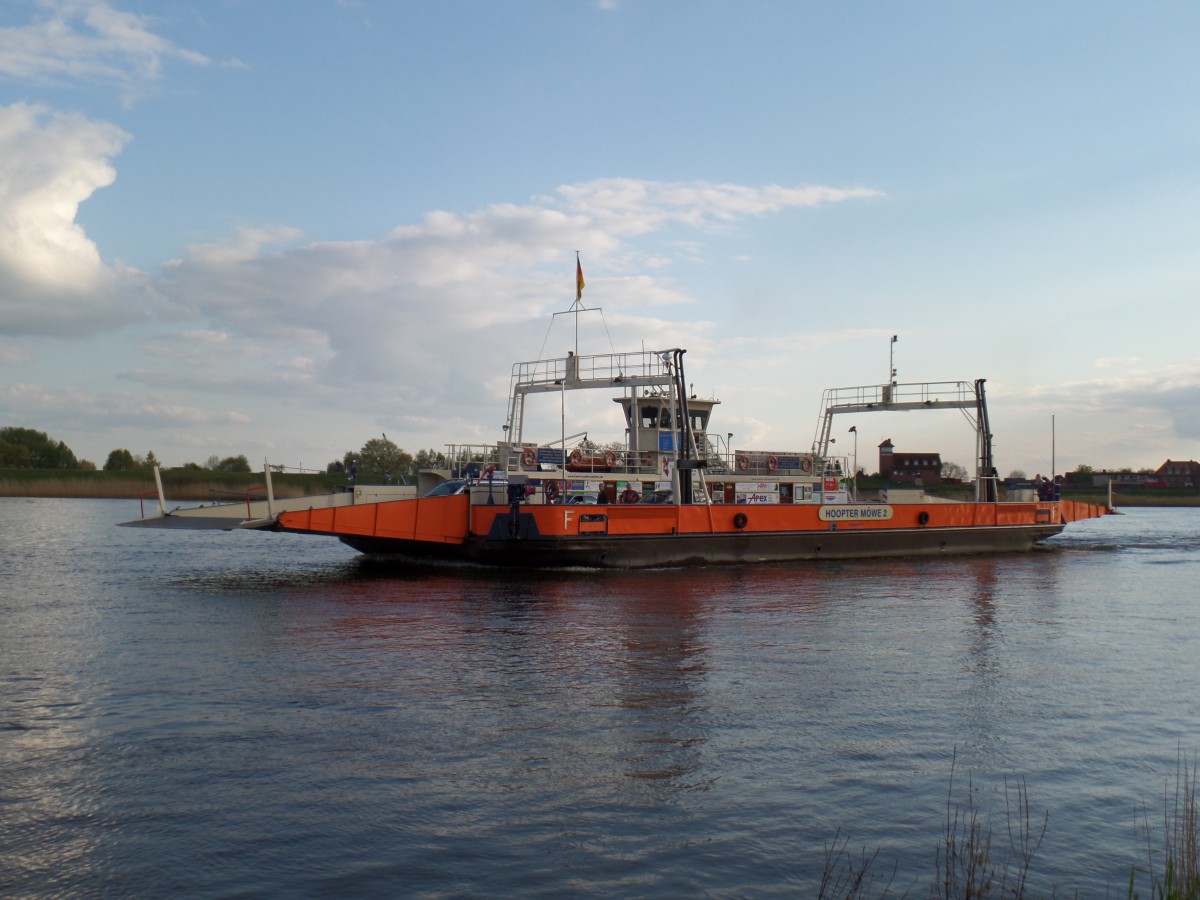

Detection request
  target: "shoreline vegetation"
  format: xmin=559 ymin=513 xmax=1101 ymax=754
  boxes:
xmin=0 ymin=468 xmax=1197 ymax=506
xmin=0 ymin=468 xmax=348 ymax=502
xmin=821 ymin=751 xmax=1198 ymax=899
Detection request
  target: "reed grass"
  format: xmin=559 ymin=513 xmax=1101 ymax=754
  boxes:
xmin=1131 ymin=750 xmax=1200 ymax=900
xmin=818 ymin=751 xmax=1197 ymax=899
xmin=0 ymin=478 xmax=323 ymax=501
xmin=0 ymin=468 xmax=344 ymax=500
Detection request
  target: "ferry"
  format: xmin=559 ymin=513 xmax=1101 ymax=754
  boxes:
xmin=121 ymin=309 xmax=1112 ymax=568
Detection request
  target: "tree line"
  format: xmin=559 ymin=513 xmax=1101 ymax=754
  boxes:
xmin=1 ymin=427 xmax=87 ymax=469
xmin=325 ymin=438 xmax=446 ymax=484
xmin=0 ymin=427 xmax=253 ymax=474
xmin=0 ymin=427 xmax=442 ymax=483
xmin=0 ymin=425 xmax=1175 ymax=485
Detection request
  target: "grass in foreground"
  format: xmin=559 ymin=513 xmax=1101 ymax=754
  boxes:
xmin=819 ymin=750 xmax=1198 ymax=899
xmin=1131 ymin=751 xmax=1200 ymax=900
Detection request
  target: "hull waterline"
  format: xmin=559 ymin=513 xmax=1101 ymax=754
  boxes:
xmin=336 ymin=522 xmax=1066 ymax=569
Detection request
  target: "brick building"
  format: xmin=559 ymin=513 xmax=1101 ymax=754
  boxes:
xmin=1154 ymin=459 xmax=1200 ymax=489
xmin=878 ymin=439 xmax=942 ymax=484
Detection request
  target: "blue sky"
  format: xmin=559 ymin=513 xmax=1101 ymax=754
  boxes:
xmin=2 ymin=0 xmax=1199 ymax=478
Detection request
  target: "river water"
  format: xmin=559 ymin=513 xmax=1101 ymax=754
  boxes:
xmin=1 ymin=499 xmax=1197 ymax=897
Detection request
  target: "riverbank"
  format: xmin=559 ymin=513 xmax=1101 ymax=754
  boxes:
xmin=0 ymin=468 xmax=348 ymax=501
xmin=2 ymin=470 xmax=1197 ymax=506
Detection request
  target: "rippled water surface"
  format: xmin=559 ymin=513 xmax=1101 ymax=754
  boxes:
xmin=2 ymin=499 xmax=1198 ymax=896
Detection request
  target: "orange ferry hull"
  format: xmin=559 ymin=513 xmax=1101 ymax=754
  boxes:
xmin=275 ymin=497 xmax=1110 ymax=569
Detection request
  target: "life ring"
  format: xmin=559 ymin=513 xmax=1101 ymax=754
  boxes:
xmin=733 ymin=512 xmax=748 ymax=529
xmin=800 ymin=457 xmax=812 ymax=473
xmin=521 ymin=447 xmax=536 ymax=467
xmin=917 ymin=510 xmax=930 ymax=526
xmin=604 ymin=450 xmax=618 ymax=468
xmin=767 ymin=454 xmax=779 ymax=472
xmin=569 ymin=448 xmax=583 ymax=466
xmin=736 ymin=455 xmax=750 ymax=472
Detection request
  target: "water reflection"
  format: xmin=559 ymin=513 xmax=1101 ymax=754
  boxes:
xmin=609 ymin=583 xmax=712 ymax=794
xmin=271 ymin=568 xmax=722 ymax=803
xmin=7 ymin=501 xmax=1197 ymax=896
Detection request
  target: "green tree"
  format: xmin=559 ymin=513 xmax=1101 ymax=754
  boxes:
xmin=0 ymin=437 xmax=31 ymax=467
xmin=1067 ymin=464 xmax=1094 ymax=485
xmin=104 ymin=448 xmax=136 ymax=471
xmin=0 ymin=427 xmax=80 ymax=469
xmin=202 ymin=454 xmax=251 ymax=473
xmin=215 ymin=455 xmax=251 ymax=473
xmin=414 ymin=448 xmax=447 ymax=470
xmin=356 ymin=437 xmax=413 ymax=483
xmin=941 ymin=461 xmax=968 ymax=481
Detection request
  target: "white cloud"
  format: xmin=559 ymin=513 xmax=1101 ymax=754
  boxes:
xmin=1068 ymin=359 xmax=1200 ymax=441
xmin=157 ymin=178 xmax=878 ymax=368
xmin=1 ymin=381 xmax=251 ymax=428
xmin=1 ymin=166 xmax=884 ymax=463
xmin=552 ymin=178 xmax=883 ymax=236
xmin=0 ymin=102 xmax=159 ymax=336
xmin=0 ymin=338 xmax=33 ymax=365
xmin=79 ymin=177 xmax=878 ymax=455
xmin=0 ymin=0 xmax=210 ymax=103
xmin=980 ymin=359 xmax=1200 ymax=472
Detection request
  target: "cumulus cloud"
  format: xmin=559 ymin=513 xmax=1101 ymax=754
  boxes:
xmin=552 ymin=178 xmax=882 ymax=236
xmin=1 ymin=381 xmax=251 ymax=428
xmin=986 ymin=357 xmax=1200 ymax=471
xmin=0 ymin=0 xmax=210 ymax=103
xmin=1 ymin=164 xmax=882 ymax=459
xmin=0 ymin=338 xmax=33 ymax=365
xmin=148 ymin=178 xmax=876 ymax=420
xmin=0 ymin=102 xmax=158 ymax=336
xmin=1077 ymin=358 xmax=1200 ymax=441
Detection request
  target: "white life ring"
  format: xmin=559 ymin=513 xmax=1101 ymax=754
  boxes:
xmin=521 ymin=447 xmax=536 ymax=467
xmin=767 ymin=454 xmax=779 ymax=472
xmin=800 ymin=457 xmax=813 ymax=473
xmin=736 ymin=455 xmax=750 ymax=472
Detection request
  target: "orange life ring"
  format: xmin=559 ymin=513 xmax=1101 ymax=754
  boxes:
xmin=604 ymin=450 xmax=618 ymax=468
xmin=521 ymin=447 xmax=536 ymax=467
xmin=767 ymin=454 xmax=779 ymax=472
xmin=800 ymin=457 xmax=812 ymax=473
xmin=736 ymin=455 xmax=750 ymax=472
xmin=569 ymin=448 xmax=583 ymax=466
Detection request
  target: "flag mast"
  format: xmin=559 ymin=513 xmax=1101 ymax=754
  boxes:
xmin=573 ymin=251 xmax=585 ymax=358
